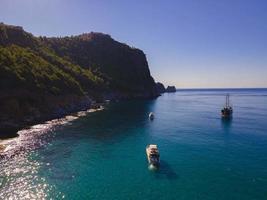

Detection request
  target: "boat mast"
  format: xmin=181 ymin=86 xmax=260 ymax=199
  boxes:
xmin=225 ymin=95 xmax=227 ymax=108
xmin=226 ymin=94 xmax=230 ymax=108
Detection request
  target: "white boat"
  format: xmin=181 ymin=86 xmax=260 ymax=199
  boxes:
xmin=149 ymin=112 xmax=154 ymax=120
xmin=146 ymin=144 xmax=160 ymax=166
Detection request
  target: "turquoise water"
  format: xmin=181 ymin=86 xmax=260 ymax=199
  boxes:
xmin=1 ymin=89 xmax=267 ymax=199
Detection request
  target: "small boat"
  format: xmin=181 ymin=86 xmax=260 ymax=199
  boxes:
xmin=149 ymin=112 xmax=154 ymax=120
xmin=146 ymin=144 xmax=160 ymax=166
xmin=221 ymin=94 xmax=233 ymax=118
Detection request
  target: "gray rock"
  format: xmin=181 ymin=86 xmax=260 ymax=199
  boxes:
xmin=166 ymin=86 xmax=176 ymax=93
xmin=156 ymin=82 xmax=166 ymax=93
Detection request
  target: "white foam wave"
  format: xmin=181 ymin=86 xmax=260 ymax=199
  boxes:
xmin=0 ymin=107 xmax=104 ymax=155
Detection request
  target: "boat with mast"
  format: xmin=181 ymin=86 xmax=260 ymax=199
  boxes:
xmin=221 ymin=94 xmax=233 ymax=118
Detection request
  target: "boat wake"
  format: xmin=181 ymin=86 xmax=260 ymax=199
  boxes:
xmin=148 ymin=164 xmax=159 ymax=171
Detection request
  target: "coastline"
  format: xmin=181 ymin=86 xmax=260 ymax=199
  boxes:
xmin=0 ymin=106 xmax=104 ymax=155
xmin=0 ymin=91 xmax=160 ymax=140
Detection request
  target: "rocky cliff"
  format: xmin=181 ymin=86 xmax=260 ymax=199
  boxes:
xmin=0 ymin=23 xmax=159 ymax=138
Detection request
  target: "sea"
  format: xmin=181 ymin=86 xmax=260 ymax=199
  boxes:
xmin=0 ymin=88 xmax=267 ymax=200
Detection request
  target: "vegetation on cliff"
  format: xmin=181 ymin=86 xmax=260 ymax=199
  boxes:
xmin=0 ymin=23 xmax=158 ymax=137
xmin=41 ymin=33 xmax=157 ymax=95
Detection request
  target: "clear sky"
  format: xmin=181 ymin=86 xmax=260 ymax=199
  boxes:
xmin=1 ymin=0 xmax=267 ymax=88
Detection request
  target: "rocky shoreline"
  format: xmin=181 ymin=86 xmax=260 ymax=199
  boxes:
xmin=0 ymin=94 xmax=93 ymax=139
xmin=0 ymin=105 xmax=104 ymax=155
xmin=0 ymin=91 xmax=160 ymax=139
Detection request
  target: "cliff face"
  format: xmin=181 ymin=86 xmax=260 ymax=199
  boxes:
xmin=156 ymin=82 xmax=166 ymax=93
xmin=42 ymin=33 xmax=158 ymax=98
xmin=0 ymin=23 xmax=159 ymax=137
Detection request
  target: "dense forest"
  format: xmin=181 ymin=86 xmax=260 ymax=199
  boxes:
xmin=0 ymin=23 xmax=159 ymax=137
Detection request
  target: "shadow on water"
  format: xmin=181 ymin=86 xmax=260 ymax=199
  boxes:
xmin=69 ymin=99 xmax=157 ymax=142
xmin=151 ymin=160 xmax=179 ymax=180
xmin=221 ymin=117 xmax=232 ymax=133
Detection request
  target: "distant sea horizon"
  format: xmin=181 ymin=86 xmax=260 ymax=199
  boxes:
xmin=176 ymin=87 xmax=267 ymax=90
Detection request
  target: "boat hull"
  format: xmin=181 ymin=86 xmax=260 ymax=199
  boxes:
xmin=221 ymin=108 xmax=233 ymax=118
xmin=149 ymin=113 xmax=154 ymax=120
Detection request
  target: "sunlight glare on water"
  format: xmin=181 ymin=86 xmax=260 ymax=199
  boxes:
xmin=1 ymin=89 xmax=267 ymax=199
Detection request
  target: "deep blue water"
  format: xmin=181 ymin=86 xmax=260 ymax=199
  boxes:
xmin=1 ymin=89 xmax=267 ymax=199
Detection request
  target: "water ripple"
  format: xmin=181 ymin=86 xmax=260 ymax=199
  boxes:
xmin=0 ymin=107 xmax=103 ymax=199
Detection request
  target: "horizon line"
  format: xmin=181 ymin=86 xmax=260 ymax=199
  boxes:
xmin=175 ymin=87 xmax=267 ymax=90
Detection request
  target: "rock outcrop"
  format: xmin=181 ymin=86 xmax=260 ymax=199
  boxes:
xmin=166 ymin=86 xmax=176 ymax=93
xmin=156 ymin=82 xmax=166 ymax=93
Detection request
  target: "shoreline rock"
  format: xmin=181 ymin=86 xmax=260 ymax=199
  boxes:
xmin=0 ymin=92 xmax=160 ymax=139
xmin=166 ymin=86 xmax=176 ymax=93
xmin=0 ymin=103 xmax=104 ymax=142
xmin=0 ymin=93 xmax=93 ymax=139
